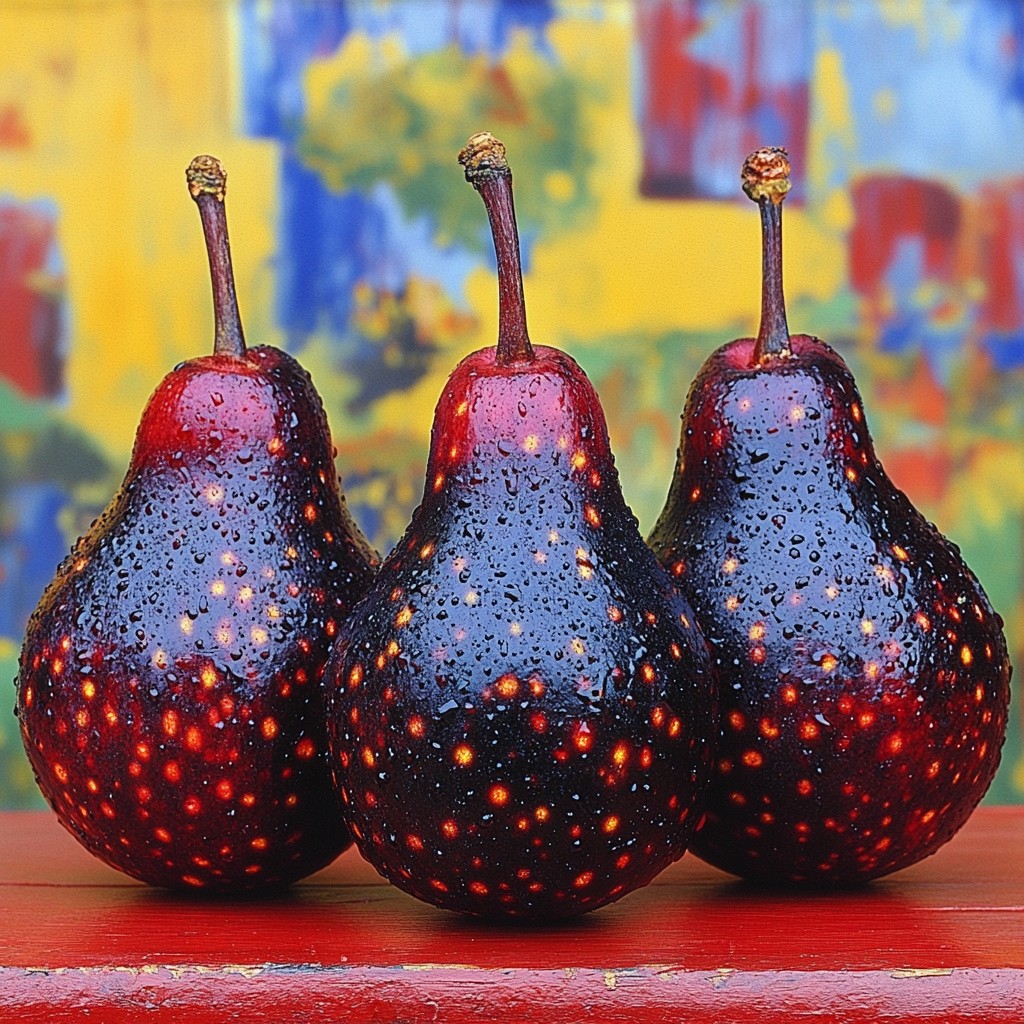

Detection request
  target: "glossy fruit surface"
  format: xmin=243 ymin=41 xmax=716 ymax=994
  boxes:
xmin=16 ymin=157 xmax=376 ymax=891
xmin=324 ymin=133 xmax=716 ymax=920
xmin=649 ymin=148 xmax=1011 ymax=884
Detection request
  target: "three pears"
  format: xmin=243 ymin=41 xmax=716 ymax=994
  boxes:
xmin=15 ymin=141 xmax=1011 ymax=903
xmin=17 ymin=157 xmax=376 ymax=891
xmin=649 ymin=148 xmax=1011 ymax=883
xmin=324 ymin=134 xmax=717 ymax=920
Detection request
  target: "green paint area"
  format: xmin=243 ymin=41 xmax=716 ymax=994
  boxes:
xmin=0 ymin=641 xmax=44 ymax=809
xmin=299 ymin=43 xmax=601 ymax=248
xmin=0 ymin=379 xmax=113 ymax=500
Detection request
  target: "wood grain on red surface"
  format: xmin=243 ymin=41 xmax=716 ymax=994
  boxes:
xmin=1 ymin=808 xmax=1022 ymax=1022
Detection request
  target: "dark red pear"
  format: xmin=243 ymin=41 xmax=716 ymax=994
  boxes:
xmin=16 ymin=156 xmax=377 ymax=892
xmin=324 ymin=133 xmax=717 ymax=921
xmin=649 ymin=147 xmax=1011 ymax=885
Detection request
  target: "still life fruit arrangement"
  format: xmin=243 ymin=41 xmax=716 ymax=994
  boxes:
xmin=13 ymin=134 xmax=1011 ymax=920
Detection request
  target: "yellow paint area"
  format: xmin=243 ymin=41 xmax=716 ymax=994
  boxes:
xmin=0 ymin=3 xmax=279 ymax=461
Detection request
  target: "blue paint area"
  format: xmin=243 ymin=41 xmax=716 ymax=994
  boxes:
xmin=239 ymin=0 xmax=351 ymax=138
xmin=275 ymin=152 xmax=377 ymax=346
xmin=343 ymin=0 xmax=554 ymax=56
xmin=0 ymin=483 xmax=68 ymax=637
xmin=875 ymin=237 xmax=978 ymax=384
xmin=821 ymin=1 xmax=1024 ymax=187
xmin=982 ymin=329 xmax=1024 ymax=371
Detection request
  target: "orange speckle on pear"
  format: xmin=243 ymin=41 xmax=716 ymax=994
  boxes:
xmin=800 ymin=720 xmax=820 ymax=741
xmin=495 ymin=674 xmax=519 ymax=699
xmin=453 ymin=744 xmax=474 ymax=767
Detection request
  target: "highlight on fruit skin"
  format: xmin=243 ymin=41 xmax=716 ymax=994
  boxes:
xmin=323 ymin=132 xmax=718 ymax=921
xmin=647 ymin=145 xmax=1011 ymax=886
xmin=15 ymin=156 xmax=377 ymax=893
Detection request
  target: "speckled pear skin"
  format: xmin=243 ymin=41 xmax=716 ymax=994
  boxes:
xmin=17 ymin=336 xmax=376 ymax=886
xmin=649 ymin=333 xmax=1011 ymax=884
xmin=325 ymin=345 xmax=717 ymax=920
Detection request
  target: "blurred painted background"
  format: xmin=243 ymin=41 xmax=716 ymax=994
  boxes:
xmin=1 ymin=0 xmax=1024 ymax=806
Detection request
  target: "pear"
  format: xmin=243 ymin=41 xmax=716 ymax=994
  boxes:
xmin=649 ymin=148 xmax=1011 ymax=884
xmin=16 ymin=156 xmax=377 ymax=891
xmin=324 ymin=133 xmax=716 ymax=920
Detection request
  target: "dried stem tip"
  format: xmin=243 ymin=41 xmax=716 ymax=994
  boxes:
xmin=459 ymin=132 xmax=510 ymax=185
xmin=187 ymin=155 xmax=227 ymax=203
xmin=742 ymin=147 xmax=791 ymax=206
xmin=186 ymin=154 xmax=245 ymax=358
xmin=458 ymin=131 xmax=532 ymax=365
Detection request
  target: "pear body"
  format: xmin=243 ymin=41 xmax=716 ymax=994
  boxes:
xmin=326 ymin=346 xmax=716 ymax=919
xmin=649 ymin=334 xmax=1010 ymax=883
xmin=18 ymin=347 xmax=376 ymax=891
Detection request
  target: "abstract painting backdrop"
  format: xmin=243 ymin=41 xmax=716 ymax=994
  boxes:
xmin=2 ymin=0 xmax=1024 ymax=805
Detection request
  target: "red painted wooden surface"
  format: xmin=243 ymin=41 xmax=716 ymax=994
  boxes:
xmin=1 ymin=807 xmax=1022 ymax=1022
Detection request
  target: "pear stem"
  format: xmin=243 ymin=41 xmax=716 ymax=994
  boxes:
xmin=743 ymin=147 xmax=792 ymax=364
xmin=459 ymin=132 xmax=533 ymax=365
xmin=187 ymin=155 xmax=246 ymax=358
